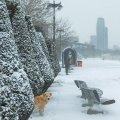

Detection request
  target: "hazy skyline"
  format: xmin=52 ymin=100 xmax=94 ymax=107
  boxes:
xmin=50 ymin=0 xmax=120 ymax=49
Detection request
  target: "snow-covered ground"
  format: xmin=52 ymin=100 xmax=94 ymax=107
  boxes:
xmin=29 ymin=58 xmax=120 ymax=120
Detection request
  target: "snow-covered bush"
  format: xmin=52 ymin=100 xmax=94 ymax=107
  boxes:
xmin=11 ymin=1 xmax=44 ymax=96
xmin=0 ymin=1 xmax=34 ymax=119
xmin=25 ymin=16 xmax=54 ymax=92
xmin=45 ymin=38 xmax=61 ymax=77
xmin=37 ymin=32 xmax=51 ymax=64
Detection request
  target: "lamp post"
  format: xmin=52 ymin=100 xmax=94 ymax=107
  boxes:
xmin=47 ymin=0 xmax=63 ymax=42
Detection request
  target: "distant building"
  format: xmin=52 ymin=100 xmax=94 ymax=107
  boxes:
xmin=96 ymin=18 xmax=108 ymax=51
xmin=104 ymin=27 xmax=108 ymax=50
xmin=90 ymin=35 xmax=97 ymax=49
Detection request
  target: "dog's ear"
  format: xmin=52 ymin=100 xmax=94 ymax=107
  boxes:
xmin=50 ymin=93 xmax=52 ymax=96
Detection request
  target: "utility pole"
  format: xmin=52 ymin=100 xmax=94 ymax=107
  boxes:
xmin=47 ymin=0 xmax=63 ymax=42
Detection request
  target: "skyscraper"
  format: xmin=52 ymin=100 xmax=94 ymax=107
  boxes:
xmin=104 ymin=27 xmax=108 ymax=50
xmin=96 ymin=18 xmax=108 ymax=51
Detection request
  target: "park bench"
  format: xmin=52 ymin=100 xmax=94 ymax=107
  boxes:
xmin=74 ymin=80 xmax=103 ymax=98
xmin=81 ymin=87 xmax=115 ymax=114
xmin=74 ymin=80 xmax=115 ymax=114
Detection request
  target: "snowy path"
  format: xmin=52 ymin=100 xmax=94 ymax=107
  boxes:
xmin=30 ymin=58 xmax=120 ymax=120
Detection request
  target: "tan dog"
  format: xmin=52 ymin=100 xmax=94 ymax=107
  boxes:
xmin=34 ymin=92 xmax=52 ymax=113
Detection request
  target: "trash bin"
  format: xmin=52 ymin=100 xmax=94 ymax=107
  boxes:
xmin=77 ymin=60 xmax=82 ymax=67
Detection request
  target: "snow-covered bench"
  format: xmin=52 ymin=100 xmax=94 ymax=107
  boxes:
xmin=81 ymin=87 xmax=115 ymax=114
xmin=74 ymin=80 xmax=103 ymax=98
xmin=74 ymin=80 xmax=115 ymax=114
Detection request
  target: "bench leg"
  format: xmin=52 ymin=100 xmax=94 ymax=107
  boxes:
xmin=82 ymin=100 xmax=94 ymax=107
xmin=82 ymin=103 xmax=92 ymax=107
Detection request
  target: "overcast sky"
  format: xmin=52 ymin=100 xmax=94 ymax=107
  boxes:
xmin=50 ymin=0 xmax=120 ymax=48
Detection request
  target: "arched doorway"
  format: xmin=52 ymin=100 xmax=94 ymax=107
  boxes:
xmin=62 ymin=47 xmax=77 ymax=67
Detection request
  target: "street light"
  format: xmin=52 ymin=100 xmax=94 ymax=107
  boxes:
xmin=47 ymin=0 xmax=63 ymax=42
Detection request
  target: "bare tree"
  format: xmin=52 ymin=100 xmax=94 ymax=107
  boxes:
xmin=55 ymin=19 xmax=78 ymax=60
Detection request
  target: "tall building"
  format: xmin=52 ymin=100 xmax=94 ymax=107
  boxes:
xmin=104 ymin=27 xmax=108 ymax=50
xmin=96 ymin=18 xmax=108 ymax=51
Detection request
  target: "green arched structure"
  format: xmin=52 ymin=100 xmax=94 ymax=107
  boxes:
xmin=62 ymin=47 xmax=77 ymax=67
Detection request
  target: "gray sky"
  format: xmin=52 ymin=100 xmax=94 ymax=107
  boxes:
xmin=50 ymin=0 xmax=120 ymax=48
